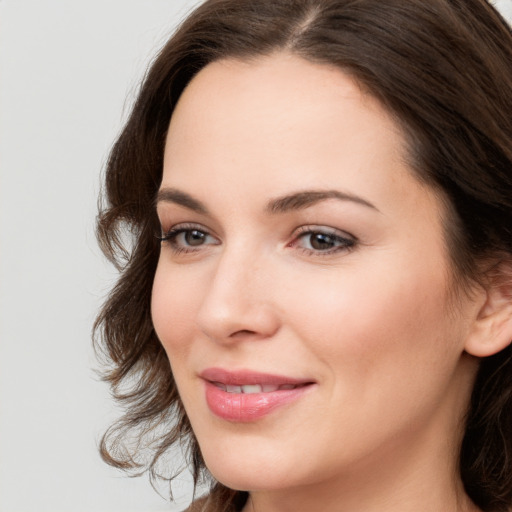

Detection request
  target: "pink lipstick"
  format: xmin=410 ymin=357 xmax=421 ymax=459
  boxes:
xmin=200 ymin=368 xmax=314 ymax=422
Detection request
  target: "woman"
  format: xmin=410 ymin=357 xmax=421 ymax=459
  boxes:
xmin=95 ymin=0 xmax=512 ymax=511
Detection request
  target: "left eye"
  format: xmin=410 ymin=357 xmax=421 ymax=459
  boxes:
xmin=294 ymin=229 xmax=355 ymax=253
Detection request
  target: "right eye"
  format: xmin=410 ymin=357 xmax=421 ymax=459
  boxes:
xmin=158 ymin=224 xmax=219 ymax=253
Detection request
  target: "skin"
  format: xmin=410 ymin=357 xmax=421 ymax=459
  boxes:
xmin=151 ymin=53 xmax=486 ymax=512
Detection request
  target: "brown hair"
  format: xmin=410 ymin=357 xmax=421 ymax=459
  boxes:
xmin=94 ymin=1 xmax=512 ymax=510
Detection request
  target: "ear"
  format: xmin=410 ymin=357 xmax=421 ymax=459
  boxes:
xmin=464 ymin=261 xmax=512 ymax=358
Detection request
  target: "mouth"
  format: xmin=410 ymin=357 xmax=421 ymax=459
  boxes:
xmin=210 ymin=382 xmax=306 ymax=393
xmin=200 ymin=367 xmax=314 ymax=390
xmin=200 ymin=368 xmax=315 ymax=422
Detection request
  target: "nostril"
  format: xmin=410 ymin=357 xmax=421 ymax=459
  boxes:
xmin=230 ymin=329 xmax=257 ymax=337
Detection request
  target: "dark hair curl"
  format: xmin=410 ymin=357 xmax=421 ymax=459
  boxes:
xmin=95 ymin=1 xmax=512 ymax=510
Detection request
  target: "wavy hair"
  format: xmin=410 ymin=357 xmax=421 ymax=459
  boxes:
xmin=94 ymin=1 xmax=512 ymax=510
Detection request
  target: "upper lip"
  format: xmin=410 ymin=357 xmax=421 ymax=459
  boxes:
xmin=200 ymin=367 xmax=314 ymax=386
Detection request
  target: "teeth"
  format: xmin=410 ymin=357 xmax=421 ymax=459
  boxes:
xmin=241 ymin=384 xmax=262 ymax=394
xmin=214 ymin=383 xmax=300 ymax=393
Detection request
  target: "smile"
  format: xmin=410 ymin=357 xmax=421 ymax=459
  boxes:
xmin=211 ymin=383 xmax=301 ymax=394
xmin=200 ymin=368 xmax=315 ymax=422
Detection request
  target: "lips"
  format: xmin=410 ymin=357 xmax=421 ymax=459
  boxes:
xmin=200 ymin=368 xmax=314 ymax=422
xmin=212 ymin=382 xmax=299 ymax=393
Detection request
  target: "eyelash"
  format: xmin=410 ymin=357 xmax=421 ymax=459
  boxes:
xmin=157 ymin=223 xmax=357 ymax=256
xmin=157 ymin=223 xmax=219 ymax=255
xmin=290 ymin=226 xmax=356 ymax=256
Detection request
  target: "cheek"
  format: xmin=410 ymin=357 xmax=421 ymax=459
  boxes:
xmin=281 ymin=255 xmax=456 ymax=380
xmin=151 ymin=261 xmax=203 ymax=359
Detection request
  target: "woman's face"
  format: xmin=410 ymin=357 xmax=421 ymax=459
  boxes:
xmin=152 ymin=54 xmax=481 ymax=497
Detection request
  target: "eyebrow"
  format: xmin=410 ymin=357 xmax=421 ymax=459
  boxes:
xmin=156 ymin=188 xmax=209 ymax=214
xmin=155 ymin=187 xmax=378 ymax=215
xmin=267 ymin=189 xmax=379 ymax=213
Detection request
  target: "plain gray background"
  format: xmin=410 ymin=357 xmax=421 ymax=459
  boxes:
xmin=1 ymin=1 xmax=511 ymax=511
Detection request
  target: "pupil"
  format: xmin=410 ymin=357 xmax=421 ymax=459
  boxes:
xmin=185 ymin=230 xmax=205 ymax=246
xmin=311 ymin=233 xmax=334 ymax=250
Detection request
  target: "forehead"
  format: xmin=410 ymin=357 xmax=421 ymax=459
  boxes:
xmin=163 ymin=53 xmax=408 ymax=191
xmin=167 ymin=54 xmax=404 ymax=144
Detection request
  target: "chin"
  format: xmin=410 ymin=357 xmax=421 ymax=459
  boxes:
xmin=207 ymin=465 xmax=292 ymax=493
xmin=201 ymin=439 xmax=320 ymax=494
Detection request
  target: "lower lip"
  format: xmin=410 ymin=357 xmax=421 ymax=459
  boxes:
xmin=204 ymin=381 xmax=312 ymax=422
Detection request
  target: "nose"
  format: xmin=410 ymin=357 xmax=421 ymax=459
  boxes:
xmin=195 ymin=248 xmax=280 ymax=344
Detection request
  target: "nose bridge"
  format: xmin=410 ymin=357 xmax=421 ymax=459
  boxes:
xmin=196 ymin=240 xmax=279 ymax=342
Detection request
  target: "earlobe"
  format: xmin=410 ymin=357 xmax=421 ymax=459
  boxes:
xmin=464 ymin=262 xmax=512 ymax=358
